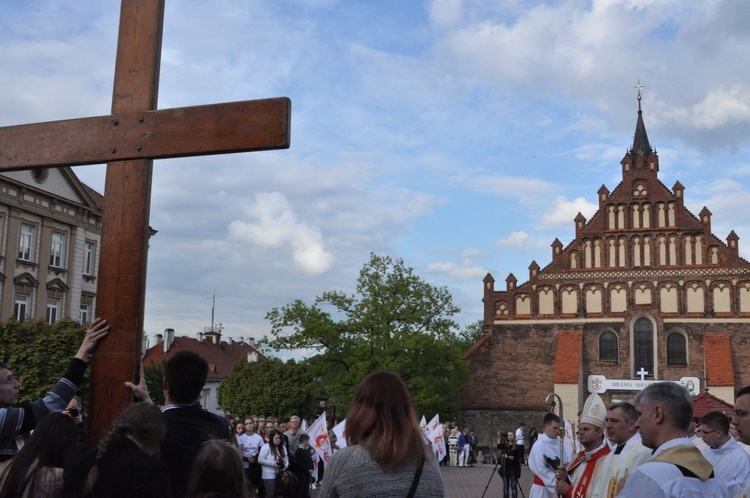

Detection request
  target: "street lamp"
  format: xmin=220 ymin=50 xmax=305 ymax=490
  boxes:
xmin=317 ymin=391 xmax=329 ymax=415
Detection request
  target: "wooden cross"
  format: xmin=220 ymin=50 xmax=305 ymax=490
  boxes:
xmin=0 ymin=0 xmax=290 ymax=440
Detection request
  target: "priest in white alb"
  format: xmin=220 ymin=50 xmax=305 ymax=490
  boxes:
xmin=617 ymin=382 xmax=729 ymax=498
xmin=590 ymin=401 xmax=650 ymax=498
xmin=699 ymin=410 xmax=750 ymax=498
xmin=530 ymin=412 xmax=569 ymax=498
xmin=556 ymin=392 xmax=610 ymax=498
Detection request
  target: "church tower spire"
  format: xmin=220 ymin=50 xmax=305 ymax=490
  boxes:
xmin=621 ymin=81 xmax=658 ymax=176
xmin=631 ymin=81 xmax=652 ymax=156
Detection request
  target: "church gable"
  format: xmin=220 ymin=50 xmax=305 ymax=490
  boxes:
xmin=480 ymin=101 xmax=750 ymax=323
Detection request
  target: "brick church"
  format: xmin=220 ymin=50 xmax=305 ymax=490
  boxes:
xmin=461 ymin=95 xmax=750 ymax=436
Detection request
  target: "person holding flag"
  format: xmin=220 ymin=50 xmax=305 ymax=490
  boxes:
xmin=319 ymin=371 xmax=444 ymax=497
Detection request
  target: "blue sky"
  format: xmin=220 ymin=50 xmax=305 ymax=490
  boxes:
xmin=2 ymin=0 xmax=750 ymax=356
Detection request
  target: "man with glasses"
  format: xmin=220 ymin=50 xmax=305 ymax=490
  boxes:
xmin=731 ymin=386 xmax=750 ymax=497
xmin=698 ymin=411 xmax=750 ymax=497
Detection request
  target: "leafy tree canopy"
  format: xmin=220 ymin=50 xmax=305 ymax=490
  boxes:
xmin=262 ymin=253 xmax=471 ymax=417
xmin=456 ymin=319 xmax=487 ymax=351
xmin=0 ymin=319 xmax=89 ymax=405
xmin=217 ymin=358 xmax=316 ymax=419
xmin=144 ymin=359 xmax=166 ymax=406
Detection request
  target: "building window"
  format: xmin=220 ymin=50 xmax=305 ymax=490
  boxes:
xmin=79 ymin=303 xmax=90 ymax=323
xmin=46 ymin=298 xmax=60 ymax=324
xmin=599 ymin=331 xmax=618 ymax=362
xmin=50 ymin=233 xmax=64 ymax=267
xmin=633 ymin=317 xmax=654 ymax=377
xmin=14 ymin=294 xmax=29 ymax=322
xmin=667 ymin=333 xmax=687 ymax=365
xmin=84 ymin=242 xmax=95 ymax=275
xmin=18 ymin=224 xmax=34 ymax=261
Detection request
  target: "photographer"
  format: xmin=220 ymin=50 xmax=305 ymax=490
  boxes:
xmin=499 ymin=432 xmax=522 ymax=498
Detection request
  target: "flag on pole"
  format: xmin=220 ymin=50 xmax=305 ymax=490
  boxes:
xmin=563 ymin=419 xmax=579 ymax=459
xmin=332 ymin=419 xmax=347 ymax=449
xmin=308 ymin=413 xmax=331 ymax=482
xmin=427 ymin=423 xmax=446 ymax=461
xmin=427 ymin=414 xmax=440 ymax=433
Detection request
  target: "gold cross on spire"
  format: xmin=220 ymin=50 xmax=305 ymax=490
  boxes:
xmin=635 ymin=79 xmax=644 ymax=100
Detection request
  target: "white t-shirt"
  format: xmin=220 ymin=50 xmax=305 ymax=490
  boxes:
xmin=516 ymin=427 xmax=526 ymax=445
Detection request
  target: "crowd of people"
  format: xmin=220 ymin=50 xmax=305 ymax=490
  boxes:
xmin=7 ymin=317 xmax=750 ymax=498
xmin=527 ymin=383 xmax=750 ymax=498
xmin=0 ymin=318 xmax=446 ymax=497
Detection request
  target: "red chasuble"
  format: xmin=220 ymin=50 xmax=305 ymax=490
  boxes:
xmin=565 ymin=445 xmax=611 ymax=498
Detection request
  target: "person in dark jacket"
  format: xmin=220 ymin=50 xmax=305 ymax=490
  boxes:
xmin=499 ymin=431 xmax=522 ymax=498
xmin=127 ymin=350 xmax=230 ymax=497
xmin=294 ymin=434 xmax=315 ymax=498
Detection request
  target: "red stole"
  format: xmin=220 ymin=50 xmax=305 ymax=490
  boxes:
xmin=566 ymin=445 xmax=611 ymax=498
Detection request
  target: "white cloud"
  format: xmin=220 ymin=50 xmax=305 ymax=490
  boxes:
xmin=466 ymin=175 xmax=557 ymax=204
xmin=427 ymin=0 xmax=463 ymax=27
xmin=496 ymin=231 xmax=530 ymax=250
xmin=426 ymin=261 xmax=487 ymax=279
xmin=662 ymin=85 xmax=750 ymax=130
xmin=227 ymin=192 xmax=334 ymax=274
xmin=542 ymin=196 xmax=598 ymax=227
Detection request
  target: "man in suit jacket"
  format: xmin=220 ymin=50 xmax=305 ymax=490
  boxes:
xmin=128 ymin=350 xmax=229 ymax=498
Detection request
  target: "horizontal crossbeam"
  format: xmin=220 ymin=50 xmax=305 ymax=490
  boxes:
xmin=0 ymin=97 xmax=291 ymax=170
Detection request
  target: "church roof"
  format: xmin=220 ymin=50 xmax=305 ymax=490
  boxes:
xmin=143 ymin=336 xmax=267 ymax=380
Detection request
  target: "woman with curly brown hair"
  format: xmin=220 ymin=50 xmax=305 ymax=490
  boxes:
xmin=319 ymin=371 xmax=444 ymax=497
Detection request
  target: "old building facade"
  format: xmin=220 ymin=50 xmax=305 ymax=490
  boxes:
xmin=0 ymin=168 xmax=102 ymax=323
xmin=143 ymin=328 xmax=267 ymax=413
xmin=462 ymin=100 xmax=749 ymax=439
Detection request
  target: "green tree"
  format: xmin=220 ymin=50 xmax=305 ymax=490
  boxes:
xmin=456 ymin=319 xmax=487 ymax=351
xmin=144 ymin=359 xmax=167 ymax=406
xmin=217 ymin=358 xmax=316 ymax=418
xmin=0 ymin=319 xmax=89 ymax=405
xmin=262 ymin=253 xmax=471 ymax=417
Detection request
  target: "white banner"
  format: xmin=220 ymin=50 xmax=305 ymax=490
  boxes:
xmin=332 ymin=419 xmax=347 ymax=449
xmin=427 ymin=423 xmax=446 ymax=461
xmin=307 ymin=413 xmax=331 ymax=482
xmin=426 ymin=414 xmax=440 ymax=434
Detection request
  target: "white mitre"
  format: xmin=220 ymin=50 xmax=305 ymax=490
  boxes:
xmin=579 ymin=393 xmax=606 ymax=429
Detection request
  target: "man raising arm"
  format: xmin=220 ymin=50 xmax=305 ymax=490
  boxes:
xmin=0 ymin=317 xmax=109 ymax=461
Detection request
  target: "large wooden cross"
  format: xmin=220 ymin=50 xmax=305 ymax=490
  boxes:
xmin=0 ymin=0 xmax=290 ymax=440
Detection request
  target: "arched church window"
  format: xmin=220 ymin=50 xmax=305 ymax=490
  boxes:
xmin=599 ymin=331 xmax=618 ymax=362
xmin=667 ymin=332 xmax=687 ymax=365
xmin=633 ymin=317 xmax=654 ymax=377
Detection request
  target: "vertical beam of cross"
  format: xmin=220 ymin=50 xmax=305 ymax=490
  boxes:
xmin=88 ymin=0 xmax=165 ymax=441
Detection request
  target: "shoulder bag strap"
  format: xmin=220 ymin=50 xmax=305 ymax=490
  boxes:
xmin=406 ymin=458 xmax=425 ymax=498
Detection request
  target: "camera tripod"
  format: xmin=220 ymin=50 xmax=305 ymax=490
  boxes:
xmin=481 ymin=450 xmax=526 ymax=498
